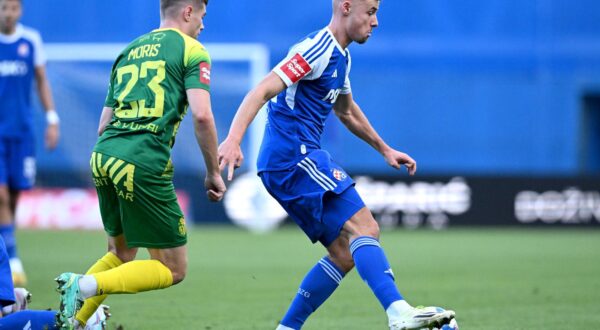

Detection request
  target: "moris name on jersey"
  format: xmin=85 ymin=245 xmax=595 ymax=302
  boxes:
xmin=0 ymin=60 xmax=28 ymax=76
xmin=128 ymin=43 xmax=162 ymax=61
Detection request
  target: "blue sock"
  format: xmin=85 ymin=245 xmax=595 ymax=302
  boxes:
xmin=280 ymin=256 xmax=345 ymax=329
xmin=350 ymin=236 xmax=403 ymax=310
xmin=0 ymin=224 xmax=17 ymax=259
xmin=0 ymin=310 xmax=58 ymax=329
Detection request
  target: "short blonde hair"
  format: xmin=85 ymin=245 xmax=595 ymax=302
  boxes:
xmin=160 ymin=0 xmax=207 ymax=17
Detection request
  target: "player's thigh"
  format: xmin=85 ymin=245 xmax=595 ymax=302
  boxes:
xmin=118 ymin=165 xmax=187 ymax=249
xmin=90 ymin=152 xmax=123 ymax=237
xmin=7 ymin=138 xmax=35 ymax=190
xmin=320 ymin=186 xmax=368 ymax=245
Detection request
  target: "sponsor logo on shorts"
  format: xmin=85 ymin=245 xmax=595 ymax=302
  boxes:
xmin=280 ymin=53 xmax=311 ymax=83
xmin=332 ymin=168 xmax=347 ymax=181
xmin=23 ymin=157 xmax=36 ymax=186
xmin=200 ymin=62 xmax=211 ymax=85
xmin=178 ymin=218 xmax=187 ymax=236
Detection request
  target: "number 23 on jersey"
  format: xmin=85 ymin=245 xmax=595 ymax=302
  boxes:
xmin=114 ymin=60 xmax=166 ymax=119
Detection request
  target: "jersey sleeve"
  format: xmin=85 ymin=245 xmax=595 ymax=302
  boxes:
xmin=340 ymin=50 xmax=352 ymax=95
xmin=184 ymin=42 xmax=211 ymax=91
xmin=273 ymin=33 xmax=334 ymax=87
xmin=272 ymin=45 xmax=313 ymax=87
xmin=25 ymin=28 xmax=46 ymax=67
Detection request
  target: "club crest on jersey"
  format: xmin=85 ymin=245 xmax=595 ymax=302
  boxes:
xmin=281 ymin=53 xmax=311 ymax=84
xmin=332 ymin=168 xmax=347 ymax=181
xmin=17 ymin=43 xmax=29 ymax=57
xmin=199 ymin=62 xmax=211 ymax=85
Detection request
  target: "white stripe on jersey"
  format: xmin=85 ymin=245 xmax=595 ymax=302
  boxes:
xmin=285 ymin=83 xmax=299 ymax=109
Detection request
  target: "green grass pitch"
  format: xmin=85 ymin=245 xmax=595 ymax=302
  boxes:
xmin=17 ymin=227 xmax=600 ymax=329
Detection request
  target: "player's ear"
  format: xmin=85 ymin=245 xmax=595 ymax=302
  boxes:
xmin=183 ymin=5 xmax=193 ymax=22
xmin=342 ymin=0 xmax=352 ymax=16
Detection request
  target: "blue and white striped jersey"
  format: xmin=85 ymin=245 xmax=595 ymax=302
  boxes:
xmin=258 ymin=27 xmax=352 ymax=171
xmin=0 ymin=24 xmax=45 ymax=138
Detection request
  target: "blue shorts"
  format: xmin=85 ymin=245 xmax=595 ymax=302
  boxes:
xmin=0 ymin=236 xmax=15 ymax=307
xmin=259 ymin=150 xmax=365 ymax=246
xmin=0 ymin=137 xmax=36 ymax=190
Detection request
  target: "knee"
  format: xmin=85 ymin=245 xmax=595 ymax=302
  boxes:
xmin=350 ymin=218 xmax=380 ymax=241
xmin=115 ymin=250 xmax=137 ymax=263
xmin=169 ymin=265 xmax=187 ymax=285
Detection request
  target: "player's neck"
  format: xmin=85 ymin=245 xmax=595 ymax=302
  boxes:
xmin=0 ymin=25 xmax=17 ymax=35
xmin=327 ymin=22 xmax=350 ymax=49
xmin=159 ymin=19 xmax=185 ymax=34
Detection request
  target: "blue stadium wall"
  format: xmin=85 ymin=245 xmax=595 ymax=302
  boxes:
xmin=22 ymin=0 xmax=600 ymax=177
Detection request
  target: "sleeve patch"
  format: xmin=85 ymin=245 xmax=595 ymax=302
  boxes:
xmin=199 ymin=62 xmax=211 ymax=85
xmin=280 ymin=54 xmax=311 ymax=84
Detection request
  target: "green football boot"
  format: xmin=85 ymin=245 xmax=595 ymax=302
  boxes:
xmin=55 ymin=272 xmax=84 ymax=329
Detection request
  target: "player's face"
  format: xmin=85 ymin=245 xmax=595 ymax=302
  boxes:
xmin=0 ymin=0 xmax=22 ymax=33
xmin=347 ymin=0 xmax=379 ymax=44
xmin=189 ymin=3 xmax=206 ymax=38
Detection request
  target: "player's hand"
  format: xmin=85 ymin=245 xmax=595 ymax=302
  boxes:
xmin=205 ymin=173 xmax=226 ymax=202
xmin=383 ymin=148 xmax=417 ymax=176
xmin=45 ymin=124 xmax=59 ymax=150
xmin=218 ymin=138 xmax=244 ymax=181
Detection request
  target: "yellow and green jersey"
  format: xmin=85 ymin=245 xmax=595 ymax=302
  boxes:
xmin=94 ymin=28 xmax=211 ymax=177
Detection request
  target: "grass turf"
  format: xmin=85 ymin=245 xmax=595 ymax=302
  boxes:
xmin=17 ymin=227 xmax=600 ymax=329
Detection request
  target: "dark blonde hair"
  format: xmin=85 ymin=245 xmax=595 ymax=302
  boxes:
xmin=160 ymin=0 xmax=207 ymax=17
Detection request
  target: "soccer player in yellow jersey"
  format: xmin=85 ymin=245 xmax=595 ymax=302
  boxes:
xmin=54 ymin=1 xmax=225 ymax=329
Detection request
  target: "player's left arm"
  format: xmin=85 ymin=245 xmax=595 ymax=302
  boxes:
xmin=333 ymin=93 xmax=417 ymax=175
xmin=34 ymin=66 xmax=59 ymax=150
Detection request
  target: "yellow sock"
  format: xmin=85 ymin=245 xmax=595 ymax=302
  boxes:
xmin=93 ymin=260 xmax=173 ymax=295
xmin=75 ymin=252 xmax=123 ymax=326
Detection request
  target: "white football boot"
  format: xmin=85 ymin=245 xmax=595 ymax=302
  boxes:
xmin=83 ymin=304 xmax=111 ymax=330
xmin=389 ymin=306 xmax=455 ymax=330
xmin=1 ymin=287 xmax=31 ymax=315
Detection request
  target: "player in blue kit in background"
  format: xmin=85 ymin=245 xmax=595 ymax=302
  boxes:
xmin=0 ymin=0 xmax=59 ymax=286
xmin=219 ymin=0 xmax=456 ymax=329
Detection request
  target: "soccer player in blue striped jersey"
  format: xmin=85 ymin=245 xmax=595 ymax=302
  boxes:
xmin=219 ymin=0 xmax=456 ymax=329
xmin=0 ymin=0 xmax=60 ymax=287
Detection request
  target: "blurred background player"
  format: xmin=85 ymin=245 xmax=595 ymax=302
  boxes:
xmin=54 ymin=0 xmax=225 ymax=329
xmin=218 ymin=0 xmax=455 ymax=329
xmin=0 ymin=0 xmax=59 ymax=286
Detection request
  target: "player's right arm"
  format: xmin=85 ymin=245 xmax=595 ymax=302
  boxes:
xmin=187 ymin=88 xmax=225 ymax=202
xmin=97 ymin=107 xmax=114 ymax=136
xmin=218 ymin=72 xmax=287 ymax=180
